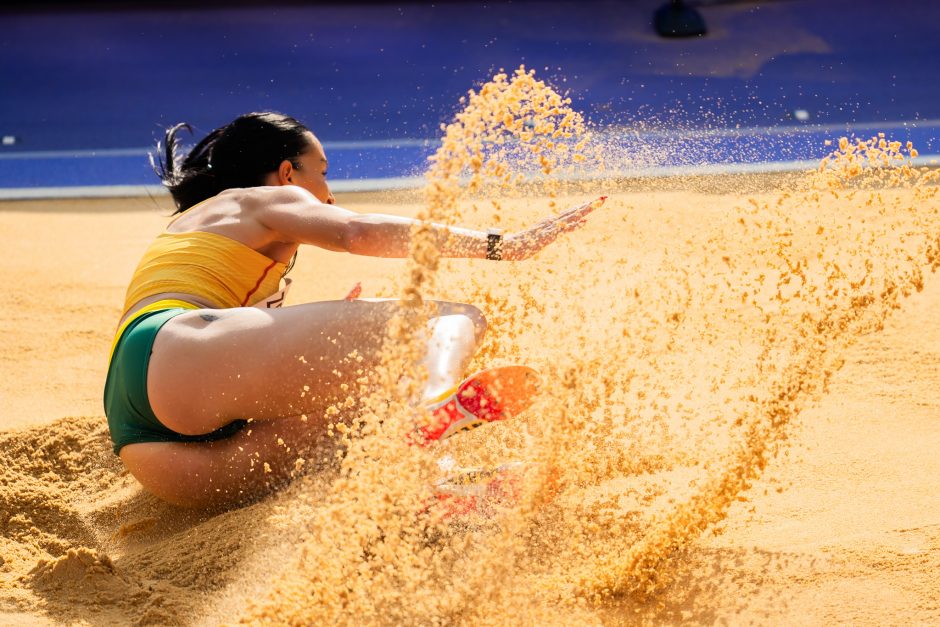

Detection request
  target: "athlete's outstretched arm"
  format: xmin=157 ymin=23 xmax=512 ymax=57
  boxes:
xmin=253 ymin=185 xmax=605 ymax=260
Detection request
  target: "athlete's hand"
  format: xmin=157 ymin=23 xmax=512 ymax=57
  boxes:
xmin=501 ymin=196 xmax=606 ymax=261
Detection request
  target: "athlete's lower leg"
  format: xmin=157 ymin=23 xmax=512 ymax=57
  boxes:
xmin=420 ymin=314 xmax=480 ymax=402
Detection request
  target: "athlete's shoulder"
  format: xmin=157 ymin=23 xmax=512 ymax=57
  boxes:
xmin=230 ymin=185 xmax=321 ymax=206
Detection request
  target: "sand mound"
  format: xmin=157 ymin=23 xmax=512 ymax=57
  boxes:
xmin=0 ymin=415 xmax=314 ymax=624
xmin=29 ymin=548 xmax=137 ymax=602
xmin=27 ymin=545 xmax=187 ymax=626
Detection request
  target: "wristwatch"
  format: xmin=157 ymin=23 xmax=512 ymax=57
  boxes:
xmin=486 ymin=228 xmax=503 ymax=260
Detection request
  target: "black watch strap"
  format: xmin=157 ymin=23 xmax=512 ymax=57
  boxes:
xmin=486 ymin=228 xmax=503 ymax=260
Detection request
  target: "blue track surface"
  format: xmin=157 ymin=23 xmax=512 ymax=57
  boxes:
xmin=2 ymin=0 xmax=940 ymax=196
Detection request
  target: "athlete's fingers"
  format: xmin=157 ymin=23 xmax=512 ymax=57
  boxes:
xmin=533 ymin=197 xmax=604 ymax=235
xmin=558 ymin=221 xmax=583 ymax=234
xmin=559 ymin=212 xmax=588 ymax=228
xmin=562 ymin=196 xmax=606 ymax=222
xmin=560 ymin=201 xmax=591 ymax=219
xmin=555 ymin=214 xmax=587 ymax=233
xmin=572 ymin=195 xmax=606 ymax=218
xmin=559 ymin=199 xmax=604 ymax=234
xmin=510 ymin=198 xmax=603 ymax=258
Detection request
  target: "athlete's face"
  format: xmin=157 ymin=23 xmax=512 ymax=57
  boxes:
xmin=287 ymin=133 xmax=334 ymax=204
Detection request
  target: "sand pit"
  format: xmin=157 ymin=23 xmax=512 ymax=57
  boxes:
xmin=1 ymin=171 xmax=938 ymax=624
xmin=2 ymin=69 xmax=939 ymax=623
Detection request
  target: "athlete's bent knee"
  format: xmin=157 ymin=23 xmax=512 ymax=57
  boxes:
xmin=456 ymin=303 xmax=487 ymax=339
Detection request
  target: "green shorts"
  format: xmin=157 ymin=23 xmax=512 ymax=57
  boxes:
xmin=103 ymin=308 xmax=247 ymax=455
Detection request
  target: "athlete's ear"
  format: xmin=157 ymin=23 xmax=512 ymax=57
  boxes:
xmin=277 ymin=159 xmax=294 ymax=185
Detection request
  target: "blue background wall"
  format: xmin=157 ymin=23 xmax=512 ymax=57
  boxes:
xmin=3 ymin=0 xmax=940 ymax=193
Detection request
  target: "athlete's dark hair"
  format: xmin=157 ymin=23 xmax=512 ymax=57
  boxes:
xmin=151 ymin=111 xmax=313 ymax=213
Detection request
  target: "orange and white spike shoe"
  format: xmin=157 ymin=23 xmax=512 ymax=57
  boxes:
xmin=415 ymin=365 xmax=540 ymax=445
xmin=432 ymin=460 xmax=528 ymax=520
xmin=430 ymin=458 xmax=561 ymax=522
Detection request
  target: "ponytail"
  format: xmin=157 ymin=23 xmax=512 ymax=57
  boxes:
xmin=150 ymin=112 xmax=313 ymax=214
xmin=151 ymin=123 xmax=221 ymax=213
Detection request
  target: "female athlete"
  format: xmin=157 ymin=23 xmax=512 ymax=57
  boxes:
xmin=103 ymin=111 xmax=599 ymax=507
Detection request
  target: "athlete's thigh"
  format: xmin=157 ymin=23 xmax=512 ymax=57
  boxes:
xmin=359 ymin=297 xmax=487 ymax=338
xmin=147 ymin=300 xmax=405 ymax=434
